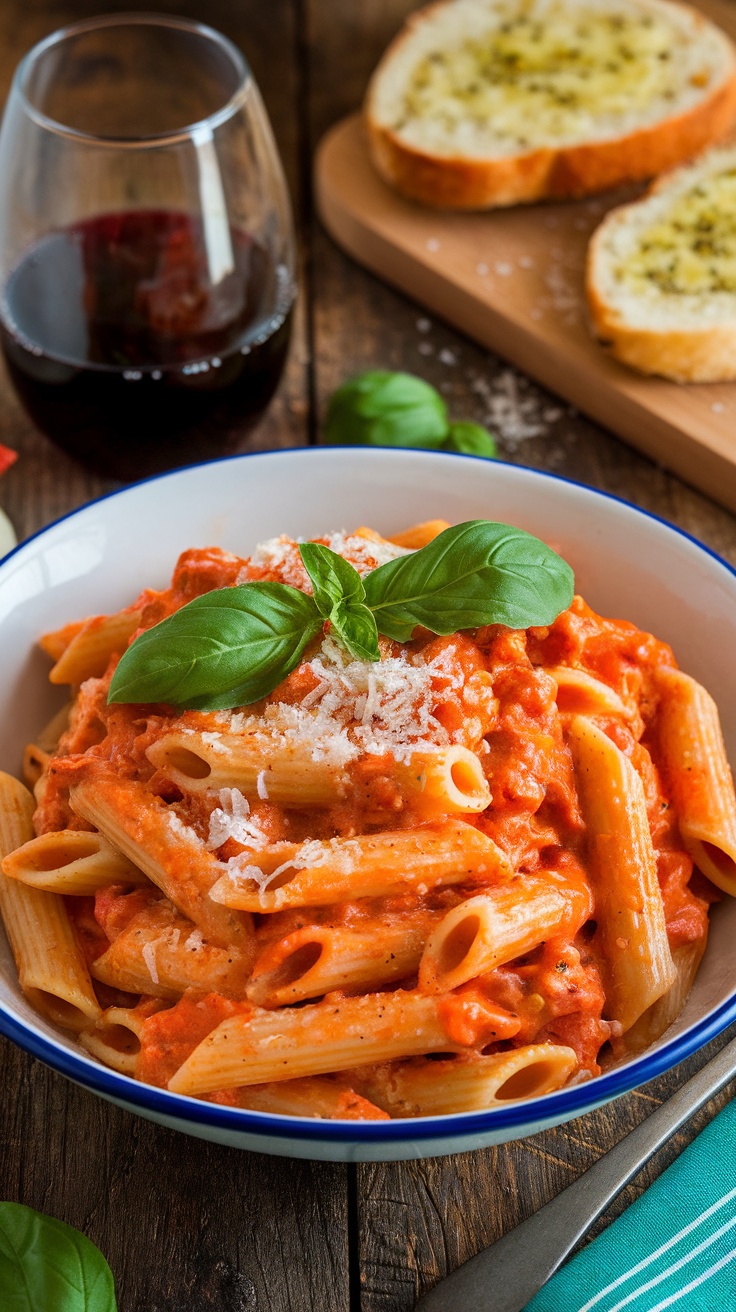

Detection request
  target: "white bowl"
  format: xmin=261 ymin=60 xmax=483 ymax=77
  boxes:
xmin=0 ymin=449 xmax=734 ymax=1161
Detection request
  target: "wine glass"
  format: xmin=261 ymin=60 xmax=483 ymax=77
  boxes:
xmin=0 ymin=14 xmax=296 ymax=481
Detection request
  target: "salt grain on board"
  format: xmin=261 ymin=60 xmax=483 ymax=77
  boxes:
xmin=469 ymin=370 xmax=560 ymax=443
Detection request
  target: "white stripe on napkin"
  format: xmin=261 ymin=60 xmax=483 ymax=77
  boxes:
xmin=646 ymin=1248 xmax=736 ymax=1312
xmin=577 ymin=1187 xmax=736 ymax=1312
xmin=603 ymin=1216 xmax=736 ymax=1312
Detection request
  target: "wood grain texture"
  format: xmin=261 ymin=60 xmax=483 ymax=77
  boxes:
xmin=0 ymin=0 xmax=734 ymax=1309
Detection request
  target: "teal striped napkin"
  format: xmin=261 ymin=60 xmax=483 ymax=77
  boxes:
xmin=524 ymin=1096 xmax=736 ymax=1312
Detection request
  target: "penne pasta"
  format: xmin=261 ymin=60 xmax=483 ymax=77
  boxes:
xmin=38 ymin=619 xmax=87 ymax=663
xmin=166 ymin=988 xmax=521 ymax=1095
xmin=209 ymin=820 xmax=510 ymax=912
xmin=91 ymin=900 xmax=252 ymax=1000
xmin=48 ymin=608 xmax=142 ymax=685
xmin=22 ymin=743 xmax=50 ymax=787
xmin=654 ymin=667 xmax=736 ymax=897
xmin=352 ymin=1044 xmax=579 ymax=1116
xmin=2 ymin=829 xmax=150 ymax=894
xmin=146 ymin=729 xmax=347 ymax=805
xmin=79 ymin=1001 xmax=168 ymax=1075
xmin=34 ymin=701 xmax=73 ymax=753
xmin=418 ymin=871 xmax=593 ymax=993
xmin=70 ymin=773 xmax=255 ymax=961
xmin=568 ymin=715 xmax=676 ymax=1032
xmin=387 ymin=519 xmax=450 ymax=549
xmin=1 ymin=529 xmax=726 ymax=1119
xmin=214 ymin=1076 xmax=390 ymax=1120
xmin=395 ymin=746 xmax=491 ymax=817
xmin=24 ymin=701 xmax=72 ymax=788
xmin=620 ymin=938 xmax=708 ymax=1055
xmin=0 ymin=773 xmax=100 ymax=1031
xmin=247 ymin=913 xmax=442 ymax=1007
xmin=547 ymin=666 xmax=629 ymax=718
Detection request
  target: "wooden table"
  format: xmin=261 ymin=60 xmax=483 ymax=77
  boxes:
xmin=0 ymin=3 xmax=733 ymax=1309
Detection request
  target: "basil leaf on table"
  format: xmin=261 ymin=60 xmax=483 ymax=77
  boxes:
xmin=323 ymin=371 xmax=449 ymax=449
xmin=0 ymin=1202 xmax=117 ymax=1312
xmin=363 ymin=520 xmax=574 ymax=641
xmin=443 ymin=421 xmax=497 ymax=459
xmin=299 ymin=544 xmax=380 ymax=662
xmin=108 ymin=582 xmax=323 ymax=710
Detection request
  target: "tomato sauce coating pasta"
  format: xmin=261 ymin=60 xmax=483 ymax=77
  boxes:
xmin=0 ymin=524 xmax=729 ymax=1120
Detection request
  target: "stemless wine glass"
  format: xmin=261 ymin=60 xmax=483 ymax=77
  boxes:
xmin=0 ymin=14 xmax=296 ymax=480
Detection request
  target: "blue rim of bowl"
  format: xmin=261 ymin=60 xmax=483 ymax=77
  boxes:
xmin=1 ymin=445 xmax=735 ymax=1143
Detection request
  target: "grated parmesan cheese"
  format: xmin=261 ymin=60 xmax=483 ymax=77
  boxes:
xmin=323 ymin=532 xmax=411 ymax=574
xmin=216 ymin=636 xmax=453 ymax=767
xmin=141 ymin=940 xmax=159 ymax=984
xmin=166 ymin=811 xmax=200 ymax=843
xmin=243 ymin=535 xmax=312 ymax=590
xmin=199 ymin=731 xmax=227 ymax=754
xmin=206 ymin=788 xmax=268 ymax=851
xmin=239 ymin=530 xmax=411 ymax=589
xmin=256 ymin=770 xmax=269 ymax=800
xmin=224 ymin=856 xmax=277 ymax=890
xmin=292 ymin=837 xmax=360 ymax=874
xmin=185 ymin=929 xmax=204 ymax=952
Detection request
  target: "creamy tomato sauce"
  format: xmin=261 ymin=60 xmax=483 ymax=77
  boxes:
xmin=31 ymin=541 xmax=717 ymax=1106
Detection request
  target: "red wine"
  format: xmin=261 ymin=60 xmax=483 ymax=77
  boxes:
xmin=0 ymin=210 xmax=294 ymax=480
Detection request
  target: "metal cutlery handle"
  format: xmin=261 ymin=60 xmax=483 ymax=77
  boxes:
xmin=415 ymin=1032 xmax=736 ymax=1312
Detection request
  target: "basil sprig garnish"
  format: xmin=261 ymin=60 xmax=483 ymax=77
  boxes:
xmin=0 ymin=1202 xmax=117 ymax=1311
xmin=299 ymin=543 xmax=380 ymax=662
xmin=108 ymin=521 xmax=573 ymax=710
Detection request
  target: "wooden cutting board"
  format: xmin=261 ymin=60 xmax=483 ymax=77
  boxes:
xmin=314 ymin=0 xmax=736 ymax=511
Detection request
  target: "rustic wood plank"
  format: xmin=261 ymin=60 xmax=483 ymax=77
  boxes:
xmin=304 ymin=3 xmax=736 ymax=1309
xmin=0 ymin=5 xmax=348 ymax=1312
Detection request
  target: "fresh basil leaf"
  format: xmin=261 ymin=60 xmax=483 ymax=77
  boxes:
xmin=444 ymin=421 xmax=497 ymax=459
xmin=0 ymin=1202 xmax=117 ymax=1312
xmin=332 ymin=602 xmax=382 ymax=663
xmin=363 ymin=520 xmax=574 ymax=640
xmin=299 ymin=543 xmax=380 ymax=662
xmin=323 ymin=371 xmax=449 ymax=450
xmin=299 ymin=542 xmax=365 ymax=614
xmin=108 ymin=583 xmax=322 ymax=710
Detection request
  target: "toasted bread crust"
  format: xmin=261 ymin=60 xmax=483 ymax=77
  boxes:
xmin=585 ymin=316 xmax=736 ymax=382
xmin=587 ymin=152 xmax=736 ymax=382
xmin=365 ymin=0 xmax=736 ymax=209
